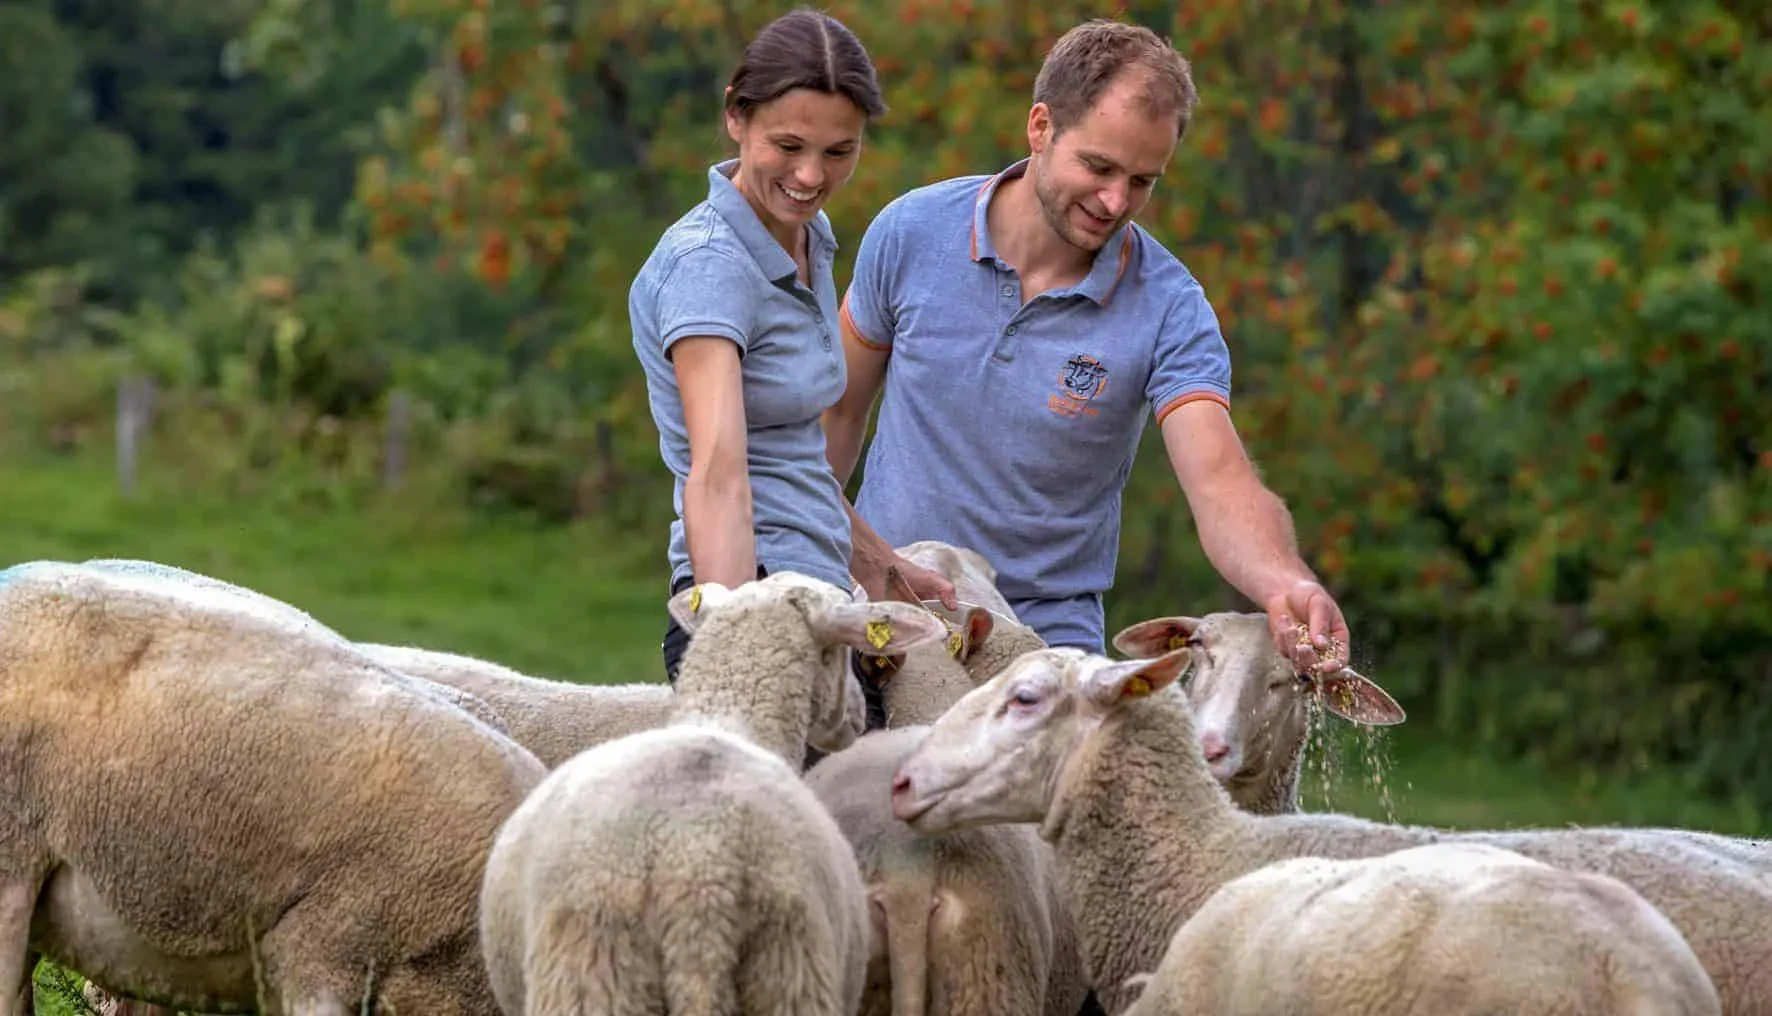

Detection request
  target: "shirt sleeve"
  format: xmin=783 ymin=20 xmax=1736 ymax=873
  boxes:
xmin=656 ymin=246 xmax=758 ymax=358
xmin=1148 ymin=281 xmax=1233 ymax=423
xmin=839 ymin=202 xmax=900 ymax=351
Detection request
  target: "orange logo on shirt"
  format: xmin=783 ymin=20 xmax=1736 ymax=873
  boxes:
xmin=1049 ymin=354 xmax=1109 ymax=418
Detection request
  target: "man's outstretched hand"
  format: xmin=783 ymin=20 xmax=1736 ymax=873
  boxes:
xmin=1264 ymin=579 xmax=1350 ymax=676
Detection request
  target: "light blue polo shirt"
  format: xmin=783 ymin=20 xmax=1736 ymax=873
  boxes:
xmin=630 ymin=160 xmax=852 ymax=592
xmin=842 ymin=159 xmax=1232 ymax=652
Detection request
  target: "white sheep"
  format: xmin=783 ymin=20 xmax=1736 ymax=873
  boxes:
xmin=889 ymin=647 xmax=1772 ymax=1015
xmin=1113 ymin=612 xmax=1404 ymax=814
xmin=478 ymin=571 xmax=948 ymax=1016
xmin=0 ymin=560 xmax=546 ymax=1016
xmin=354 ymin=643 xmax=672 ymax=768
xmin=894 ymin=540 xmax=1021 ymax=624
xmin=76 ymin=558 xmax=514 ymax=734
xmin=886 ymin=542 xmax=1047 ymax=687
xmin=836 ymin=553 xmax=1084 ymax=1016
xmin=1122 ymin=841 xmax=1721 ymax=1015
xmin=804 ymin=726 xmax=1087 ymax=1016
xmin=849 ymin=564 xmax=1004 ymax=728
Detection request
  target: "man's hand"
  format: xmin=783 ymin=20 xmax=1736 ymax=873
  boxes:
xmin=1264 ymin=579 xmax=1350 ymax=676
xmin=858 ymin=554 xmax=958 ymax=610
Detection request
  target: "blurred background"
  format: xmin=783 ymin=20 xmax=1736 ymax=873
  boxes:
xmin=2 ymin=0 xmax=1766 ymax=888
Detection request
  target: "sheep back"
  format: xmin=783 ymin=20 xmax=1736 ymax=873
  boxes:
xmin=481 ymin=722 xmax=868 ymax=1016
xmin=356 ymin=643 xmax=673 ymax=767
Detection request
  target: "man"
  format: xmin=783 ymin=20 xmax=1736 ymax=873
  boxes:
xmin=824 ymin=18 xmax=1350 ymax=675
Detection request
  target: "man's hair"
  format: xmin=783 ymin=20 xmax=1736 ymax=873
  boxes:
xmin=1032 ymin=19 xmax=1198 ymax=140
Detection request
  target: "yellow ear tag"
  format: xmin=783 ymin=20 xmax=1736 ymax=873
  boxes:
xmin=945 ymin=629 xmax=964 ymax=658
xmin=1166 ymin=633 xmax=1188 ymax=651
xmin=866 ymin=618 xmax=893 ymax=650
xmin=1124 ymin=675 xmax=1153 ymax=698
xmin=688 ymin=587 xmax=702 ymax=614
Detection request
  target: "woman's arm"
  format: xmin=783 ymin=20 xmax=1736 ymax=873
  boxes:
xmin=672 ymin=336 xmax=756 ymax=588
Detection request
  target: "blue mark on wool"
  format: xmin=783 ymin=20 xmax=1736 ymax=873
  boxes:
xmin=0 ymin=560 xmax=67 ymax=591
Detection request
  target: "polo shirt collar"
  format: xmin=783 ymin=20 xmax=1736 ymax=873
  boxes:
xmin=968 ymin=157 xmax=1134 ymax=307
xmin=707 ymin=159 xmax=836 ymax=283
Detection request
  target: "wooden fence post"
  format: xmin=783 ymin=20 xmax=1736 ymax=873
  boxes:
xmin=382 ymin=389 xmax=410 ymax=490
xmin=116 ymin=375 xmax=155 ymax=496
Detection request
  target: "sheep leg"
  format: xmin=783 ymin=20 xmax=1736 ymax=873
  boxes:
xmin=0 ymin=883 xmax=34 ymax=1016
xmin=251 ymin=910 xmax=360 ymax=1016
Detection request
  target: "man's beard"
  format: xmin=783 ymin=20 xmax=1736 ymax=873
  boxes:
xmin=1034 ymin=173 xmax=1111 ymax=254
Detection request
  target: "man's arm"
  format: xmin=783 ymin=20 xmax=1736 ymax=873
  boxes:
xmin=821 ymin=303 xmax=957 ymax=607
xmin=1160 ymin=398 xmax=1348 ymax=674
xmin=823 ymin=303 xmax=889 ymax=488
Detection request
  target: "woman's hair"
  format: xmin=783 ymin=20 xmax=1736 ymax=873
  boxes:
xmin=724 ymin=8 xmax=888 ymax=121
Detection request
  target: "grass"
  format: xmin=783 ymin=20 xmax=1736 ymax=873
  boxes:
xmin=1 ymin=451 xmax=668 ymax=683
xmin=6 ymin=449 xmax=1763 ymax=1012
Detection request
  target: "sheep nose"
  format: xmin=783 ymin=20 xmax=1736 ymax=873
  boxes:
xmin=1200 ymin=731 xmax=1231 ymax=763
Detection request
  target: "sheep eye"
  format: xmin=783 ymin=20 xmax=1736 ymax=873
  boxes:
xmin=1010 ymin=687 xmax=1043 ymax=707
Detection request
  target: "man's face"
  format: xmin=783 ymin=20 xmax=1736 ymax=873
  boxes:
xmin=1027 ymin=70 xmax=1180 ymax=254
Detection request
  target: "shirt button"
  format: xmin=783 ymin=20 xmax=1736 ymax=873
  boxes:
xmin=1006 ymin=325 xmax=1018 ymax=335
xmin=1001 ymin=285 xmax=1015 ymax=296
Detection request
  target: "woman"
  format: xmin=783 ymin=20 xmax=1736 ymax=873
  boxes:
xmin=630 ymin=9 xmax=952 ymax=688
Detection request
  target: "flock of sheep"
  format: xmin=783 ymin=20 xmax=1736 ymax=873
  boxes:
xmin=1 ymin=546 xmax=1767 ymax=1016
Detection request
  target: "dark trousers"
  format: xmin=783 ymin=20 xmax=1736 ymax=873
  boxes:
xmin=660 ymin=569 xmax=888 ymax=733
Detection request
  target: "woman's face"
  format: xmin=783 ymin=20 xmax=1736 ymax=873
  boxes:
xmin=725 ymin=88 xmax=867 ymax=246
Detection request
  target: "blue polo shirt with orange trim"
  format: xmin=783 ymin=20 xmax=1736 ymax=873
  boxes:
xmin=841 ymin=158 xmax=1232 ymax=651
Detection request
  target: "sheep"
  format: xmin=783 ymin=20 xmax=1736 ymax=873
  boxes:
xmin=888 ymin=646 xmax=1772 ymax=1016
xmin=823 ymin=573 xmax=1090 ymax=1016
xmin=1113 ymin=612 xmax=1405 ymax=815
xmin=0 ymin=560 xmax=547 ymax=1016
xmin=75 ymin=558 xmax=514 ymax=734
xmin=477 ymin=571 xmax=948 ymax=1016
xmin=1122 ymin=841 xmax=1721 ymax=1016
xmin=805 ymin=726 xmax=1087 ymax=1016
xmin=849 ymin=565 xmax=1003 ymax=728
xmin=895 ymin=540 xmax=1021 ymax=624
xmin=885 ymin=542 xmax=1047 ymax=686
xmin=354 ymin=643 xmax=672 ymax=768
xmin=1115 ymin=616 xmax=1772 ymax=868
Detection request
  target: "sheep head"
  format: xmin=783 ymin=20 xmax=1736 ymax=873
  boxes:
xmin=889 ymin=646 xmax=1192 ymax=834
xmin=1113 ymin=612 xmax=1403 ymax=784
xmin=668 ymin=572 xmax=948 ymax=752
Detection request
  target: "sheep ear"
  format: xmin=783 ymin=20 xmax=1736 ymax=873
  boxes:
xmin=1315 ymin=669 xmax=1406 ymax=726
xmin=956 ymin=606 xmax=994 ymax=661
xmin=667 ymin=581 xmax=733 ymax=632
xmin=808 ymin=601 xmax=947 ymax=655
xmin=1079 ymin=649 xmax=1191 ymax=708
xmin=1111 ymin=616 xmax=1201 ymax=659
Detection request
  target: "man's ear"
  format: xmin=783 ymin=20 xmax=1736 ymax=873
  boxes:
xmin=1027 ymin=102 xmax=1053 ymax=154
